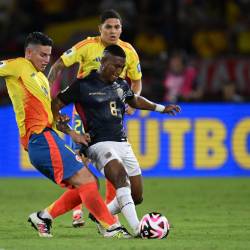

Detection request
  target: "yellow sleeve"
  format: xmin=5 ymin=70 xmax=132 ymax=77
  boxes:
xmin=61 ymin=40 xmax=88 ymax=67
xmin=126 ymin=48 xmax=142 ymax=81
xmin=0 ymin=59 xmax=20 ymax=78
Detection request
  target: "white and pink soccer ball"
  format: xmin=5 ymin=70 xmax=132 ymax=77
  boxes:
xmin=139 ymin=212 xmax=170 ymax=239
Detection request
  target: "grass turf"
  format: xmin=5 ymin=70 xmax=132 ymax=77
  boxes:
xmin=0 ymin=178 xmax=249 ymax=250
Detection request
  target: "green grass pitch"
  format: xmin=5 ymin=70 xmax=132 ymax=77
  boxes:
xmin=0 ymin=178 xmax=249 ymax=250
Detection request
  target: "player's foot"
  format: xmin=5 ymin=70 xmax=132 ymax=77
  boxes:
xmin=104 ymin=224 xmax=132 ymax=239
xmin=88 ymin=213 xmax=106 ymax=235
xmin=72 ymin=210 xmax=85 ymax=228
xmin=28 ymin=211 xmax=52 ymax=237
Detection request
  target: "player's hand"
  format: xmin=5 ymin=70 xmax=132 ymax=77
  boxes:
xmin=125 ymin=104 xmax=135 ymax=115
xmin=56 ymin=114 xmax=71 ymax=133
xmin=76 ymin=149 xmax=90 ymax=166
xmin=163 ymin=104 xmax=181 ymax=115
xmin=71 ymin=132 xmax=90 ymax=146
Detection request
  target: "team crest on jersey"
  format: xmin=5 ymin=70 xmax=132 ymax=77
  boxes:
xmin=75 ymin=155 xmax=83 ymax=163
xmin=0 ymin=61 xmax=6 ymax=68
xmin=116 ymin=87 xmax=124 ymax=100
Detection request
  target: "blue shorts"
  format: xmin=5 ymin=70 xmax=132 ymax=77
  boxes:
xmin=28 ymin=128 xmax=84 ymax=187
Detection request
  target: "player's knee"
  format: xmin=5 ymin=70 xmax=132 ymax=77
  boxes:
xmin=114 ymin=173 xmax=129 ymax=188
xmin=68 ymin=167 xmax=95 ymax=187
xmin=133 ymin=196 xmax=143 ymax=205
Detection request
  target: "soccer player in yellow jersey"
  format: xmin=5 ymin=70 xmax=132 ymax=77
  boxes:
xmin=48 ymin=9 xmax=143 ymax=227
xmin=0 ymin=32 xmax=130 ymax=238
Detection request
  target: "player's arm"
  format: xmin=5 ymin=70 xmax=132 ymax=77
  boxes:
xmin=47 ymin=58 xmax=65 ymax=87
xmin=127 ymin=94 xmax=181 ymax=115
xmin=130 ymin=79 xmax=142 ymax=96
xmin=51 ymin=82 xmax=90 ymax=145
xmin=48 ymin=45 xmax=80 ymax=87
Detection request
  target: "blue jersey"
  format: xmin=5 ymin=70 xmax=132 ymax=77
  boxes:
xmin=58 ymin=71 xmax=134 ymax=146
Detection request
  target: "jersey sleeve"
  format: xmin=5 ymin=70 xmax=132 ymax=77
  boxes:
xmin=122 ymin=80 xmax=135 ymax=101
xmin=57 ymin=80 xmax=81 ymax=104
xmin=126 ymin=48 xmax=142 ymax=81
xmin=60 ymin=40 xmax=87 ymax=67
xmin=0 ymin=59 xmax=20 ymax=78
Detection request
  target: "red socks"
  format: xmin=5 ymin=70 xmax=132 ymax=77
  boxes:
xmin=105 ymin=180 xmax=116 ymax=204
xmin=78 ymin=182 xmax=116 ymax=227
xmin=47 ymin=188 xmax=81 ymax=219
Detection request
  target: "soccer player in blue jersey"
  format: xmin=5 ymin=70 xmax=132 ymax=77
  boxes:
xmin=52 ymin=44 xmax=181 ymax=235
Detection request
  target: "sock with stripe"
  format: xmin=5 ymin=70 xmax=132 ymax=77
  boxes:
xmin=116 ymin=186 xmax=139 ymax=234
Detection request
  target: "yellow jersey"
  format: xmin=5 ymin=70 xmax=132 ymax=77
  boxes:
xmin=0 ymin=58 xmax=53 ymax=149
xmin=61 ymin=36 xmax=142 ymax=80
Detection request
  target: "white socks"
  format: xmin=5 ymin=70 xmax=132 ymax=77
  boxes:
xmin=39 ymin=209 xmax=53 ymax=220
xmin=116 ymin=187 xmax=139 ymax=234
xmin=107 ymin=197 xmax=121 ymax=215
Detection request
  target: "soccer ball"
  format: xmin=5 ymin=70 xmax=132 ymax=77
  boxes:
xmin=139 ymin=212 xmax=170 ymax=239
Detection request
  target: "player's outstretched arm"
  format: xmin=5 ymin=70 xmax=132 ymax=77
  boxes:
xmin=127 ymin=95 xmax=181 ymax=115
xmin=48 ymin=58 xmax=65 ymax=87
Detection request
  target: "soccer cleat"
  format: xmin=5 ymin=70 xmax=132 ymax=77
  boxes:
xmin=28 ymin=212 xmax=52 ymax=237
xmin=104 ymin=225 xmax=132 ymax=239
xmin=72 ymin=211 xmax=85 ymax=228
xmin=88 ymin=213 xmax=106 ymax=235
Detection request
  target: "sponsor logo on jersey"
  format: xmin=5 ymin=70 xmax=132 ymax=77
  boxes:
xmin=41 ymin=85 xmax=49 ymax=97
xmin=137 ymin=63 xmax=141 ymax=73
xmin=64 ymin=49 xmax=74 ymax=56
xmin=94 ymin=57 xmax=102 ymax=62
xmin=89 ymin=92 xmax=106 ymax=95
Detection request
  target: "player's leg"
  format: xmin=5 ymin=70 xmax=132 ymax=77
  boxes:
xmin=105 ymin=179 xmax=116 ymax=203
xmin=104 ymin=159 xmax=140 ymax=235
xmin=27 ymin=129 xmax=129 ymax=238
xmin=87 ymin=142 xmax=140 ymax=235
xmin=70 ymin=107 xmax=85 ymax=227
xmin=72 ymin=204 xmax=84 ymax=227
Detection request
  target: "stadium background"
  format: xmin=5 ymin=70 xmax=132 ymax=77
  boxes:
xmin=0 ymin=0 xmax=250 ymax=177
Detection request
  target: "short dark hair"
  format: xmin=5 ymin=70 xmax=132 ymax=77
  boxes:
xmin=24 ymin=32 xmax=53 ymax=50
xmin=100 ymin=9 xmax=122 ymax=24
xmin=104 ymin=45 xmax=126 ymax=58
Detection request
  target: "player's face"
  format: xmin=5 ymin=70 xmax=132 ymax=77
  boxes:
xmin=26 ymin=45 xmax=52 ymax=72
xmin=101 ymin=54 xmax=125 ymax=82
xmin=99 ymin=18 xmax=122 ymax=45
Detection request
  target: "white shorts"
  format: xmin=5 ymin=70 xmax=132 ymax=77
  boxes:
xmin=86 ymin=141 xmax=141 ymax=177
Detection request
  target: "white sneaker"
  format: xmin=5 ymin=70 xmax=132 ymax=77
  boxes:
xmin=28 ymin=212 xmax=52 ymax=237
xmin=104 ymin=224 xmax=132 ymax=239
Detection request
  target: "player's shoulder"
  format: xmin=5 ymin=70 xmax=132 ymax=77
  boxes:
xmin=117 ymin=77 xmax=129 ymax=87
xmin=0 ymin=57 xmax=27 ymax=69
xmin=118 ymin=39 xmax=137 ymax=53
xmin=74 ymin=36 xmax=100 ymax=49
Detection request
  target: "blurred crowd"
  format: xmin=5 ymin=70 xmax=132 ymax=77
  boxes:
xmin=0 ymin=0 xmax=250 ymax=105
